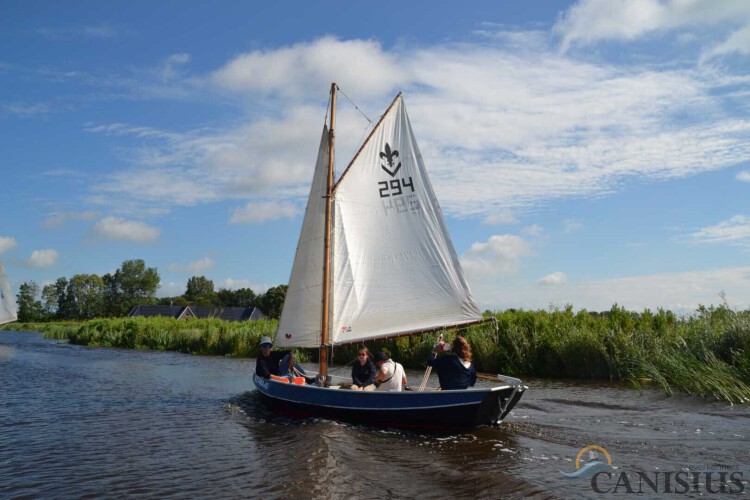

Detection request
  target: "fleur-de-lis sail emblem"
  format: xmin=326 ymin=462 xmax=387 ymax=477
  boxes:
xmin=379 ymin=143 xmax=401 ymax=177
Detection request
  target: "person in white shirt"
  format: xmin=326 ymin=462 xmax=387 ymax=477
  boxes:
xmin=373 ymin=351 xmax=407 ymax=391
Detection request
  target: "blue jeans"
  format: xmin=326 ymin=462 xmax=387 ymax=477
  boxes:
xmin=278 ymin=352 xmax=305 ymax=376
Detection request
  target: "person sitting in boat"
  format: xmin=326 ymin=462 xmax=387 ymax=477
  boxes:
xmin=373 ymin=351 xmax=407 ymax=391
xmin=428 ymin=336 xmax=477 ymax=390
xmin=255 ymin=335 xmax=305 ymax=382
xmin=351 ymin=346 xmax=377 ymax=390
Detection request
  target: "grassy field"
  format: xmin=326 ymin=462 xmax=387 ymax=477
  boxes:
xmin=4 ymin=303 xmax=749 ymax=403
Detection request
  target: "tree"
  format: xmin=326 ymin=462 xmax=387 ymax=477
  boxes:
xmin=233 ymin=287 xmax=257 ymax=307
xmin=184 ymin=276 xmax=216 ymax=306
xmin=257 ymin=284 xmax=288 ymax=319
xmin=66 ymin=274 xmax=105 ymax=320
xmin=216 ymin=287 xmax=256 ymax=308
xmin=17 ymin=281 xmax=43 ymax=322
xmin=103 ymin=260 xmax=160 ymax=316
xmin=55 ymin=278 xmax=75 ymax=319
xmin=157 ymin=296 xmax=189 ymax=307
xmin=102 ymin=273 xmax=121 ymax=317
xmin=41 ymin=282 xmax=59 ymax=319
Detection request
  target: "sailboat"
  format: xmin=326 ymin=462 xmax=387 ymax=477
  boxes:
xmin=252 ymin=84 xmax=525 ymax=428
xmin=0 ymin=261 xmax=18 ymax=325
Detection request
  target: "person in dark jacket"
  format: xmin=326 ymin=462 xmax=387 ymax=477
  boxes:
xmin=255 ymin=335 xmax=300 ymax=381
xmin=427 ymin=336 xmax=477 ymax=390
xmin=351 ymin=346 xmax=377 ymax=390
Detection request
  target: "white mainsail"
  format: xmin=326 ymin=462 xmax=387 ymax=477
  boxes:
xmin=0 ymin=261 xmax=18 ymax=325
xmin=275 ymin=95 xmax=481 ymax=348
xmin=330 ymin=97 xmax=480 ymax=345
xmin=275 ymin=126 xmax=330 ymax=348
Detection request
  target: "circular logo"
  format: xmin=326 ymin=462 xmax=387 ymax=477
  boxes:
xmin=575 ymin=445 xmax=612 ymax=469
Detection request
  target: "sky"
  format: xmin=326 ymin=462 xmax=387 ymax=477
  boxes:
xmin=1 ymin=0 xmax=749 ymax=313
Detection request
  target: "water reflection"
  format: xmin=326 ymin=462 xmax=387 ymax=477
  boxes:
xmin=229 ymin=392 xmax=549 ymax=499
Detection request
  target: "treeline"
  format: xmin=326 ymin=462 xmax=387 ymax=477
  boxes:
xmin=15 ymin=259 xmax=287 ymax=322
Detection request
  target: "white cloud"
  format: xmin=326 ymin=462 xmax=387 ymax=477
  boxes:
xmin=158 ymin=281 xmax=185 ymax=297
xmin=91 ymin=216 xmax=160 ymax=244
xmin=42 ymin=211 xmax=99 ymax=228
xmin=555 ymin=0 xmax=669 ymax=50
xmin=169 ymin=257 xmax=215 ymax=274
xmin=460 ymin=235 xmax=534 ymax=279
xmin=704 ymin=24 xmax=750 ymax=60
xmin=482 ymin=210 xmax=519 ymax=225
xmin=87 ymin=105 xmax=333 ymax=214
xmin=691 ymin=215 xmax=750 ymax=245
xmin=212 ymin=36 xmax=405 ymax=99
xmin=736 ymin=171 xmax=750 ymax=182
xmin=522 ymin=224 xmax=544 ymax=237
xmin=563 ymin=219 xmax=584 ymax=233
xmin=539 ymin=272 xmax=568 ymax=286
xmin=159 ymin=278 xmax=269 ymax=295
xmin=401 ymin=41 xmax=750 ymax=218
xmin=163 ymin=53 xmax=191 ymax=83
xmin=27 ymin=249 xmax=59 ymax=268
xmin=220 ymin=278 xmax=268 ymax=293
xmin=554 ymin=0 xmax=750 ymax=53
xmin=3 ymin=102 xmax=51 ymax=118
xmin=36 ymin=24 xmax=125 ymax=40
xmin=229 ymin=201 xmax=298 ymax=225
xmin=0 ymin=236 xmax=18 ymax=255
xmin=473 ymin=266 xmax=750 ymax=313
xmin=84 ymin=35 xmax=750 ymax=222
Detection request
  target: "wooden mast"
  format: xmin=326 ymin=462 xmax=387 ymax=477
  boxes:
xmin=319 ymin=83 xmax=336 ymax=379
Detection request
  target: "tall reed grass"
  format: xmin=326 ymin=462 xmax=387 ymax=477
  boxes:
xmin=331 ymin=304 xmax=750 ymax=404
xmin=4 ymin=303 xmax=748 ymax=403
xmin=25 ymin=317 xmax=280 ymax=358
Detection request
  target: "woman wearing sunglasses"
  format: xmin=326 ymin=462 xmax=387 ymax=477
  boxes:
xmin=351 ymin=347 xmax=377 ymax=390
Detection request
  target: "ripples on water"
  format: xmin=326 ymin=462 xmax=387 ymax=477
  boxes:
xmin=1 ymin=331 xmax=748 ymax=499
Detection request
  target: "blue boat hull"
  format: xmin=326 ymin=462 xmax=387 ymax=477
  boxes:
xmin=252 ymin=373 xmax=525 ymax=429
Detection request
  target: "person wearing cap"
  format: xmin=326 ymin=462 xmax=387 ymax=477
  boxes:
xmin=373 ymin=351 xmax=407 ymax=391
xmin=255 ymin=335 xmax=303 ymax=381
xmin=428 ymin=336 xmax=476 ymax=390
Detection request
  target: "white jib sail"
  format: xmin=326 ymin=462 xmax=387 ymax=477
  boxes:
xmin=0 ymin=261 xmax=18 ymax=325
xmin=331 ymin=97 xmax=481 ymax=345
xmin=275 ymin=126 xmax=329 ymax=348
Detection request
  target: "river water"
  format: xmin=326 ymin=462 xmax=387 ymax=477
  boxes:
xmin=1 ymin=331 xmax=748 ymax=499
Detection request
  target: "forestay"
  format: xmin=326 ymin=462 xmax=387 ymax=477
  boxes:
xmin=0 ymin=261 xmax=18 ymax=325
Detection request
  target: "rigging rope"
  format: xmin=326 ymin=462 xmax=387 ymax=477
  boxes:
xmin=418 ymin=331 xmax=446 ymax=391
xmin=337 ymin=86 xmax=373 ymax=160
xmin=337 ymin=86 xmax=372 ymax=123
xmin=418 ymin=366 xmax=432 ymax=392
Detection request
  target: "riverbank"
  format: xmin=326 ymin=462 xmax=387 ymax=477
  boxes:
xmin=3 ymin=304 xmax=749 ymax=403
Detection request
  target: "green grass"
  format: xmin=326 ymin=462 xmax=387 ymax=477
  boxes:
xmin=4 ymin=303 xmax=749 ymax=403
xmin=8 ymin=317 xmax=282 ymax=358
xmin=331 ymin=304 xmax=750 ymax=404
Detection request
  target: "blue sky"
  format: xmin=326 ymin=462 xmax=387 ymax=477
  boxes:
xmin=1 ymin=0 xmax=749 ymax=313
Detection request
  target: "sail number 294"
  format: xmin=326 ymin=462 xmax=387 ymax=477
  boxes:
xmin=378 ymin=177 xmax=415 ymax=198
